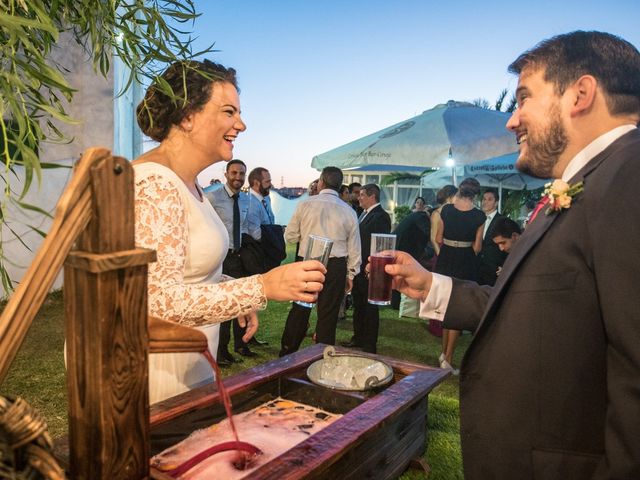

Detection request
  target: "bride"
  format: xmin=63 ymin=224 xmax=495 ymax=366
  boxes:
xmin=133 ymin=60 xmax=325 ymax=403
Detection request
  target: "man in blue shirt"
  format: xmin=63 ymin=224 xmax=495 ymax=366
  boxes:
xmin=206 ymin=160 xmax=257 ymax=364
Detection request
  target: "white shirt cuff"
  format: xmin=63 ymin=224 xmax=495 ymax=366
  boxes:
xmin=419 ymin=273 xmax=452 ymax=321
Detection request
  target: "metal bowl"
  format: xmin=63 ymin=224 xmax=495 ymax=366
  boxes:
xmin=306 ymin=346 xmax=394 ymax=391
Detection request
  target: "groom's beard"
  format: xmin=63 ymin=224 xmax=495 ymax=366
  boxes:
xmin=516 ymin=103 xmax=568 ymax=179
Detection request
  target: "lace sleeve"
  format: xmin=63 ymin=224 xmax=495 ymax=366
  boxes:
xmin=134 ymin=174 xmax=267 ymax=327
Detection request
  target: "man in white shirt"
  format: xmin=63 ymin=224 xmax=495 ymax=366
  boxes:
xmin=385 ymin=31 xmax=640 ymax=479
xmin=279 ymin=167 xmax=361 ymax=356
xmin=477 ymin=188 xmax=507 ymax=286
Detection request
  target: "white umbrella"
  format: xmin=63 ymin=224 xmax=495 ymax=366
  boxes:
xmin=420 ymin=153 xmax=547 ymax=212
xmin=311 ymin=100 xmax=518 ymax=170
xmin=464 ymin=153 xmax=548 ymax=211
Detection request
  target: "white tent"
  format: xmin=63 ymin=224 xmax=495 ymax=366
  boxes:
xmin=312 ymin=100 xmax=518 ymax=171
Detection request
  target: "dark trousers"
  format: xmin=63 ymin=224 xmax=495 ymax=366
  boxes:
xmin=280 ymin=257 xmax=347 ymax=356
xmin=219 ymin=252 xmax=247 ymax=353
xmin=352 ymin=272 xmax=380 ymax=353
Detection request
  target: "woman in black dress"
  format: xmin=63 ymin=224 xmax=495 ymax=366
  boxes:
xmin=435 ymin=178 xmax=485 ymax=374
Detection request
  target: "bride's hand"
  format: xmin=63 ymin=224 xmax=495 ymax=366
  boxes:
xmin=238 ymin=311 xmax=259 ymax=343
xmin=260 ymin=260 xmax=326 ymax=303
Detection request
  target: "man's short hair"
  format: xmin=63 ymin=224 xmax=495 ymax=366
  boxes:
xmin=362 ymin=183 xmax=381 ymax=202
xmin=320 ymin=167 xmax=343 ymax=191
xmin=226 ymin=159 xmax=246 ymax=171
xmin=483 ymin=188 xmax=499 ymax=202
xmin=508 ymin=30 xmax=640 ymax=117
xmin=248 ymin=167 xmax=268 ymax=186
xmin=491 ymin=217 xmax=522 ymax=239
xmin=348 ymin=182 xmax=362 ymax=193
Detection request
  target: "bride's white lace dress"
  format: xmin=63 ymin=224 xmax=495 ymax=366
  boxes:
xmin=134 ymin=163 xmax=267 ymax=403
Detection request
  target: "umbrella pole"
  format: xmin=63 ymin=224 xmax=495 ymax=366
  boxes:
xmin=498 ymin=183 xmax=503 ymax=213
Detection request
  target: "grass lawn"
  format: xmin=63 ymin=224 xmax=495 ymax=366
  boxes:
xmin=1 ymin=249 xmax=468 ymax=479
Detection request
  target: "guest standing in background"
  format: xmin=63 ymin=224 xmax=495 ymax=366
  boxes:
xmin=308 ymin=178 xmax=319 ymax=196
xmin=424 ymin=185 xmax=458 ymax=337
xmin=393 ymin=206 xmax=431 ymax=318
xmin=339 ymin=184 xmax=350 ymax=203
xmin=429 ymin=185 xmax=458 ymax=260
xmin=242 ymin=166 xmax=277 ymax=348
xmin=345 ymin=184 xmax=391 ymax=354
xmin=491 ymin=217 xmax=522 ymax=254
xmin=338 ymin=183 xmax=353 ymax=321
xmin=206 ymin=159 xmax=252 ymax=365
xmin=476 ymin=188 xmax=508 ymax=286
xmin=413 ymin=196 xmax=427 ymax=212
xmin=348 ymin=182 xmax=364 ymax=217
xmin=435 ymin=178 xmax=484 ymax=373
xmin=280 ymin=167 xmax=361 ymax=356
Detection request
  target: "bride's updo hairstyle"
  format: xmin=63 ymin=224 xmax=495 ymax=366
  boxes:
xmin=457 ymin=177 xmax=481 ymax=200
xmin=136 ymin=60 xmax=239 ymax=142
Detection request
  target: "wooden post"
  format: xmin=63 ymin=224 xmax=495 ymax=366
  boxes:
xmin=64 ymin=153 xmax=155 ymax=479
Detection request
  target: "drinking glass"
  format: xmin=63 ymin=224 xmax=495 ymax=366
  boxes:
xmin=295 ymin=235 xmax=333 ymax=308
xmin=367 ymin=233 xmax=396 ymax=305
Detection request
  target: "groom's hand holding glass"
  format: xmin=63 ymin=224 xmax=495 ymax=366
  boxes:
xmin=366 ymin=250 xmax=433 ymax=303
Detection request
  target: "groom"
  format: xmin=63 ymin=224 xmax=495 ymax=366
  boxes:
xmin=387 ymin=31 xmax=640 ymax=479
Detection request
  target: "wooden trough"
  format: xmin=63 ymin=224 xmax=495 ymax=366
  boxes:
xmin=149 ymin=344 xmax=448 ymax=479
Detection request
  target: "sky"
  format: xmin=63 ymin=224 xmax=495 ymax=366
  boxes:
xmin=191 ymin=0 xmax=640 ymax=188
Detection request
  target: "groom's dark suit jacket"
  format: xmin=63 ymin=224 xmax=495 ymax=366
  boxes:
xmin=444 ymin=129 xmax=640 ymax=479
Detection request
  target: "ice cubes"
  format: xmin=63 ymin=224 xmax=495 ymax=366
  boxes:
xmin=316 ymin=357 xmax=389 ymax=389
xmin=353 ymin=362 xmax=388 ymax=389
xmin=320 ymin=360 xmax=355 ymax=387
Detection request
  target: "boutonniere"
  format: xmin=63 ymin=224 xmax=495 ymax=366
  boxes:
xmin=543 ymin=179 xmax=584 ymax=214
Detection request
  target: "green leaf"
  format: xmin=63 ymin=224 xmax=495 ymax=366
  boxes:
xmin=0 ymin=12 xmax=58 ymax=36
xmin=40 ymin=162 xmax=72 ymax=170
xmin=14 ymin=200 xmax=52 ymax=217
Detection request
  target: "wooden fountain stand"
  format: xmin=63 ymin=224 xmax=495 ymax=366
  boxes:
xmin=0 ymin=147 xmax=174 ymax=479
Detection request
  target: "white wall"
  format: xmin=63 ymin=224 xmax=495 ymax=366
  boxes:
xmin=1 ymin=32 xmax=114 ymax=298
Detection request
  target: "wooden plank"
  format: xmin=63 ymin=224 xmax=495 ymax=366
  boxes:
xmin=65 ymin=248 xmax=157 ymax=273
xmin=332 ymin=399 xmax=428 ymax=479
xmin=65 ymin=153 xmax=150 ymax=480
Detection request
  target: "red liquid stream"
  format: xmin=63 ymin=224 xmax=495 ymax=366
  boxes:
xmin=159 ymin=350 xmax=262 ymax=477
xmin=202 ymin=350 xmax=240 ymax=444
xmin=368 ymin=255 xmax=394 ymax=302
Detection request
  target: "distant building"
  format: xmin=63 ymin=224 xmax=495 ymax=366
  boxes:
xmin=273 ymin=187 xmax=306 ymax=199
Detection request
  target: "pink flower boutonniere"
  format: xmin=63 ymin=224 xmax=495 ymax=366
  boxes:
xmin=543 ymin=179 xmax=584 ymax=215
